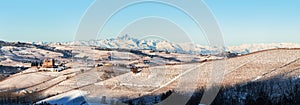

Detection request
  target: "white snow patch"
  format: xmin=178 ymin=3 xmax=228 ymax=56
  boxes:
xmin=252 ymin=76 xmax=262 ymax=82
xmin=36 ymin=90 xmax=87 ymax=105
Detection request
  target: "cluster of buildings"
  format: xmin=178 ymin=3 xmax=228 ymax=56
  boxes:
xmin=31 ymin=58 xmax=67 ymax=72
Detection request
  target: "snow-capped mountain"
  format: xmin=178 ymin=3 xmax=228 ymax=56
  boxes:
xmin=55 ymin=35 xmax=300 ymax=55
xmin=61 ymin=35 xmax=215 ymax=55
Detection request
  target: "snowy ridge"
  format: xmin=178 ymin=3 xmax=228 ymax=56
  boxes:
xmin=227 ymin=43 xmax=300 ymax=54
xmin=48 ymin=35 xmax=300 ymax=55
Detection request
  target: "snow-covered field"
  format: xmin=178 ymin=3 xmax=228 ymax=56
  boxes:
xmin=0 ymin=72 xmax=54 ymax=91
xmin=32 ymin=48 xmax=300 ymax=105
xmin=1 ymin=39 xmax=300 ymax=104
xmin=36 ymin=90 xmax=87 ymax=105
xmin=0 ymin=45 xmax=64 ymax=67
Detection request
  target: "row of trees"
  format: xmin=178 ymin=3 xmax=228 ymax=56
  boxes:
xmin=0 ymin=91 xmax=42 ymax=104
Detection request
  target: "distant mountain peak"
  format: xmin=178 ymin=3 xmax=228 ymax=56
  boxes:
xmin=117 ymin=34 xmax=135 ymax=40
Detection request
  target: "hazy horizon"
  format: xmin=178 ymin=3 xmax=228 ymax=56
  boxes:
xmin=1 ymin=34 xmax=300 ymax=47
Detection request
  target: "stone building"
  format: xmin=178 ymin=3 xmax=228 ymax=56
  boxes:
xmin=42 ymin=58 xmax=55 ymax=68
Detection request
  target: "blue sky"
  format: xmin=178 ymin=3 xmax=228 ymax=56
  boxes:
xmin=0 ymin=0 xmax=299 ymax=45
xmin=205 ymin=0 xmax=300 ymax=45
xmin=0 ymin=0 xmax=93 ymax=42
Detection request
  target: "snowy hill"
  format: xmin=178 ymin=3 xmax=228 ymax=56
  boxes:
xmin=227 ymin=43 xmax=300 ymax=54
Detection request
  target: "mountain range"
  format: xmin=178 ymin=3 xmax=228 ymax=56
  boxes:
xmin=43 ymin=34 xmax=300 ymax=55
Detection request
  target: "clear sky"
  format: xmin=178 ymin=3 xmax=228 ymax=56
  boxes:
xmin=0 ymin=0 xmax=94 ymax=42
xmin=0 ymin=0 xmax=299 ymax=45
